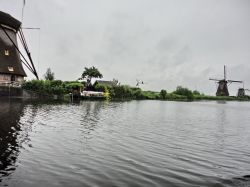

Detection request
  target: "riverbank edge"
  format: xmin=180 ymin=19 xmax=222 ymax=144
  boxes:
xmin=1 ymin=85 xmax=249 ymax=102
xmin=1 ymin=95 xmax=249 ymax=103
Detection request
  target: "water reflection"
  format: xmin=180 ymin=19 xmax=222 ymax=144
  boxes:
xmin=0 ymin=100 xmax=249 ymax=187
xmin=216 ymin=100 xmax=227 ymax=104
xmin=0 ymin=99 xmax=24 ymax=181
xmin=79 ymin=101 xmax=120 ymax=139
xmin=79 ymin=101 xmax=103 ymax=140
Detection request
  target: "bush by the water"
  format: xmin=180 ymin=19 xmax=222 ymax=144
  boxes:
xmin=172 ymin=86 xmax=194 ymax=100
xmin=94 ymin=83 xmax=161 ymax=100
xmin=64 ymin=81 xmax=84 ymax=92
xmin=22 ymin=80 xmax=84 ymax=96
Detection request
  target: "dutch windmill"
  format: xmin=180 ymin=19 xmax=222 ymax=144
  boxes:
xmin=136 ymin=79 xmax=145 ymax=87
xmin=237 ymin=88 xmax=250 ymax=97
xmin=237 ymin=82 xmax=250 ymax=97
xmin=0 ymin=10 xmax=39 ymax=85
xmin=209 ymin=65 xmax=242 ymax=96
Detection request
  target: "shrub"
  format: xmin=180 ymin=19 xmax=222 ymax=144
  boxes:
xmin=112 ymin=85 xmax=133 ymax=99
xmin=22 ymin=80 xmax=68 ymax=96
xmin=173 ymin=86 xmax=194 ymax=100
xmin=94 ymin=84 xmax=107 ymax=92
xmin=141 ymin=91 xmax=159 ymax=99
xmin=64 ymin=82 xmax=83 ymax=91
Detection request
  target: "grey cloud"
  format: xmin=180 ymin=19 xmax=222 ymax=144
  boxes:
xmin=0 ymin=0 xmax=249 ymax=94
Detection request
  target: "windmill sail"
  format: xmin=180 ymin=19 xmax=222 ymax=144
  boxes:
xmin=227 ymin=80 xmax=243 ymax=83
xmin=22 ymin=0 xmax=26 ymax=22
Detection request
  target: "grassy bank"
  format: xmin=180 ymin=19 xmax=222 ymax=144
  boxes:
xmin=22 ymin=80 xmax=250 ymax=102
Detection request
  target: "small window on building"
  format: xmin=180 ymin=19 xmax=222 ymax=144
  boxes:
xmin=4 ymin=50 xmax=10 ymax=56
xmin=8 ymin=67 xmax=14 ymax=72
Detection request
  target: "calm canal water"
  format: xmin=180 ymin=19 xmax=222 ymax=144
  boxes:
xmin=0 ymin=99 xmax=250 ymax=187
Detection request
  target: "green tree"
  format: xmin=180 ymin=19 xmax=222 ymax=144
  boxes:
xmin=81 ymin=66 xmax=103 ymax=87
xmin=44 ymin=68 xmax=55 ymax=81
xmin=173 ymin=86 xmax=194 ymax=100
xmin=160 ymin=89 xmax=167 ymax=99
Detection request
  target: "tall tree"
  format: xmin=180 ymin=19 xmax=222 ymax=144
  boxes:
xmin=160 ymin=89 xmax=167 ymax=99
xmin=81 ymin=66 xmax=103 ymax=86
xmin=44 ymin=68 xmax=54 ymax=81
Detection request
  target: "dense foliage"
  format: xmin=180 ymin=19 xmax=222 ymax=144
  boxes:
xmin=172 ymin=86 xmax=194 ymax=100
xmin=64 ymin=82 xmax=84 ymax=92
xmin=94 ymin=83 xmax=161 ymax=100
xmin=22 ymin=80 xmax=84 ymax=96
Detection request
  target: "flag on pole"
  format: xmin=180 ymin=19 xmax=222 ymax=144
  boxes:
xmin=23 ymin=0 xmax=26 ymax=6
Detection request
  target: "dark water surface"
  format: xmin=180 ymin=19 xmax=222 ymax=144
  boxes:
xmin=0 ymin=99 xmax=250 ymax=187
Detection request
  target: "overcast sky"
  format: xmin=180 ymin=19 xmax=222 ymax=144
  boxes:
xmin=1 ymin=0 xmax=250 ymax=95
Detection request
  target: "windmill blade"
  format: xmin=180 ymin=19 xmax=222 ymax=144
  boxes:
xmin=228 ymin=80 xmax=243 ymax=83
xmin=136 ymin=79 xmax=139 ymax=86
xmin=209 ymin=78 xmax=221 ymax=81
xmin=224 ymin=65 xmax=227 ymax=80
xmin=245 ymin=89 xmax=250 ymax=92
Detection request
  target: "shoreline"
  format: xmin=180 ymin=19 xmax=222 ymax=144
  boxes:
xmin=1 ymin=95 xmax=249 ymax=103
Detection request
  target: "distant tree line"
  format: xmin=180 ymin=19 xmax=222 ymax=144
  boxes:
xmin=23 ymin=66 xmax=248 ymax=101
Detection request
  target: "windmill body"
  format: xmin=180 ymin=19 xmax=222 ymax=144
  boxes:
xmin=0 ymin=11 xmax=26 ymax=85
xmin=237 ymin=88 xmax=245 ymax=97
xmin=209 ymin=66 xmax=242 ymax=96
xmin=237 ymin=88 xmax=250 ymax=97
xmin=216 ymin=80 xmax=229 ymax=96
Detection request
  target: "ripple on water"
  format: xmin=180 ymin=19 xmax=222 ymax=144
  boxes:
xmin=0 ymin=100 xmax=250 ymax=187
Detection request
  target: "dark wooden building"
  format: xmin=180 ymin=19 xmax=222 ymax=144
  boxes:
xmin=0 ymin=11 xmax=26 ymax=85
